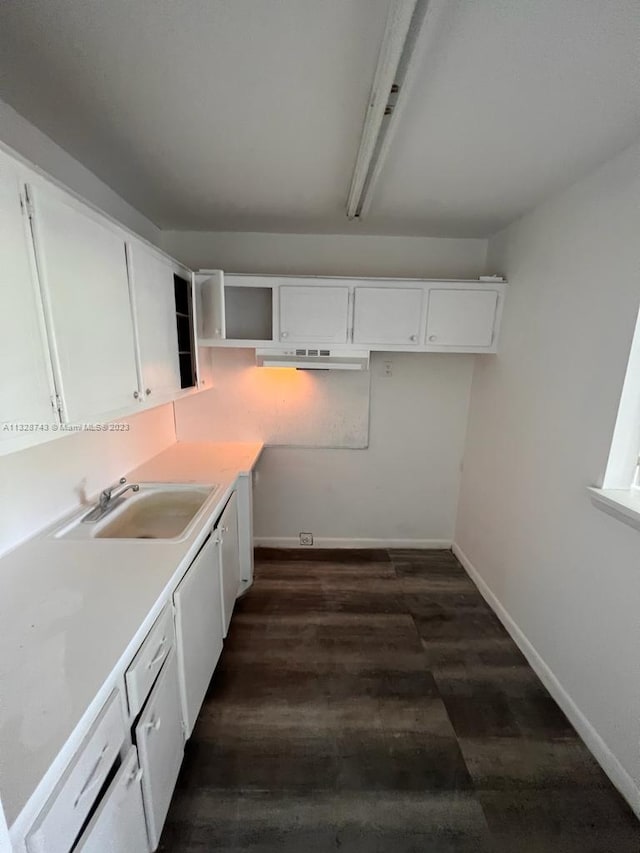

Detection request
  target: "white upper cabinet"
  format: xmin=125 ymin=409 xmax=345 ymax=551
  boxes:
xmin=353 ymin=286 xmax=424 ymax=346
xmin=29 ymin=184 xmax=139 ymax=423
xmin=279 ymin=283 xmax=350 ymax=343
xmin=198 ymin=273 xmax=275 ymax=343
xmin=196 ymin=273 xmax=506 ymax=353
xmin=426 ymin=288 xmax=499 ymax=348
xmin=198 ymin=271 xmax=225 ymax=340
xmin=0 ymin=154 xmax=55 ymax=440
xmin=127 ymin=240 xmax=181 ymax=403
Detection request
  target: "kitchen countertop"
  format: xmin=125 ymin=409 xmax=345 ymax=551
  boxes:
xmin=0 ymin=441 xmax=262 ymax=836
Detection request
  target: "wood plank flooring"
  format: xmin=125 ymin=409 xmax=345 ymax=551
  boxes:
xmin=159 ymin=549 xmax=640 ymax=852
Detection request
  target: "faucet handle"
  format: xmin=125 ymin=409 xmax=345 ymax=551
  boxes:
xmin=102 ymin=477 xmax=126 ymax=501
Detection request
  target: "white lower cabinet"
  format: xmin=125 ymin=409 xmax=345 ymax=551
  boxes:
xmin=174 ymin=534 xmax=224 ymax=738
xmin=21 ymin=479 xmax=256 ymax=853
xmin=236 ymin=472 xmax=255 ymax=591
xmin=74 ymin=747 xmax=148 ymax=853
xmin=26 ymin=690 xmax=126 ymax=853
xmin=125 ymin=605 xmax=174 ymax=720
xmin=218 ymin=492 xmax=241 ymax=637
xmin=135 ymin=649 xmax=184 ymax=851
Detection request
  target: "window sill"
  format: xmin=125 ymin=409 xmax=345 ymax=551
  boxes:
xmin=588 ymin=487 xmax=640 ymax=532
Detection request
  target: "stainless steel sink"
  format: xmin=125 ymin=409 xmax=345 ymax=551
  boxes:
xmin=54 ymin=483 xmax=217 ymax=542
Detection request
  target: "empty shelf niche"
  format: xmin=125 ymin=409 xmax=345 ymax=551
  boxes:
xmin=224 ymin=286 xmax=273 ymax=341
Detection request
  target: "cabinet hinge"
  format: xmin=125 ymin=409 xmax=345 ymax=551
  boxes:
xmin=22 ymin=185 xmax=35 ymax=219
xmin=51 ymin=394 xmax=63 ymax=420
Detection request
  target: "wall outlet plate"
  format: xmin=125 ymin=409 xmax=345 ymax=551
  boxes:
xmin=299 ymin=532 xmax=313 ymax=546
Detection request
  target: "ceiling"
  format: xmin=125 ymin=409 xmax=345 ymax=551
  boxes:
xmin=0 ymin=0 xmax=638 ymax=237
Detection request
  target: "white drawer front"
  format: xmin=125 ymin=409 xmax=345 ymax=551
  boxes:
xmin=26 ymin=690 xmax=126 ymax=853
xmin=126 ymin=605 xmax=175 ymax=718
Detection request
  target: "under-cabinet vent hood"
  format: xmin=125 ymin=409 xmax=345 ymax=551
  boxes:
xmin=256 ymin=348 xmax=370 ymax=371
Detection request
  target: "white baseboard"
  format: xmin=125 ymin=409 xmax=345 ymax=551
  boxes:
xmin=254 ymin=536 xmax=452 ymax=550
xmin=452 ymin=542 xmax=640 ymax=819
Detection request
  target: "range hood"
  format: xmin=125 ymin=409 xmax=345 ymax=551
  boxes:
xmin=256 ymin=347 xmax=370 ymax=371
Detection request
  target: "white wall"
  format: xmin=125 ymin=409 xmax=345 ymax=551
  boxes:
xmin=455 ymin=141 xmax=640 ymax=812
xmin=171 ymin=230 xmax=486 ymax=545
xmin=160 ymin=230 xmax=488 ymax=277
xmin=0 ymin=98 xmax=160 ymax=245
xmin=177 ymin=348 xmax=372 ymax=449
xmin=177 ymin=352 xmax=474 ymax=545
xmin=0 ymin=404 xmax=176 ymax=557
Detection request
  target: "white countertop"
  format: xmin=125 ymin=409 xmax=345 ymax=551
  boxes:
xmin=0 ymin=441 xmax=262 ymax=834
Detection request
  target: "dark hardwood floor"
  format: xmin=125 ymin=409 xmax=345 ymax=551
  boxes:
xmin=159 ymin=549 xmax=640 ymax=852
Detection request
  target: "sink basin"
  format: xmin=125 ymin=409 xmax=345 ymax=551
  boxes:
xmin=96 ymin=487 xmax=213 ymax=540
xmin=54 ymin=483 xmax=217 ymax=542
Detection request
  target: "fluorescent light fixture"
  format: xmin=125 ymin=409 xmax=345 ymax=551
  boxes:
xmin=346 ymin=0 xmax=430 ymax=220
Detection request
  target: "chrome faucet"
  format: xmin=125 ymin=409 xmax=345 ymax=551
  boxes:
xmin=83 ymin=477 xmax=140 ymax=523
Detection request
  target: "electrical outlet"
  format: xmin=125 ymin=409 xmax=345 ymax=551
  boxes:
xmin=383 ymin=360 xmax=393 ymax=377
xmin=299 ymin=532 xmax=313 ymax=546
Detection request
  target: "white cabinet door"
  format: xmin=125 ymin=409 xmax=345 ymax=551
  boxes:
xmin=29 ymin=184 xmax=139 ymax=423
xmin=26 ymin=690 xmax=126 ymax=853
xmin=218 ymin=492 xmax=240 ymax=637
xmin=426 ymin=289 xmax=498 ymax=348
xmin=0 ymin=156 xmax=55 ymax=439
xmin=197 ymin=271 xmax=225 ymax=340
xmin=136 ymin=650 xmax=183 ymax=851
xmin=353 ymin=286 xmax=424 ymax=345
xmin=174 ymin=534 xmax=224 ymax=738
xmin=127 ymin=241 xmax=181 ymax=403
xmin=75 ymin=747 xmax=148 ymax=853
xmin=236 ymin=472 xmax=255 ymax=591
xmin=279 ymin=284 xmax=349 ymax=343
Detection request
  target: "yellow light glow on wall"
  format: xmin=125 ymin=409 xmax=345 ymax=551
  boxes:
xmin=239 ymin=364 xmax=314 ymax=411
